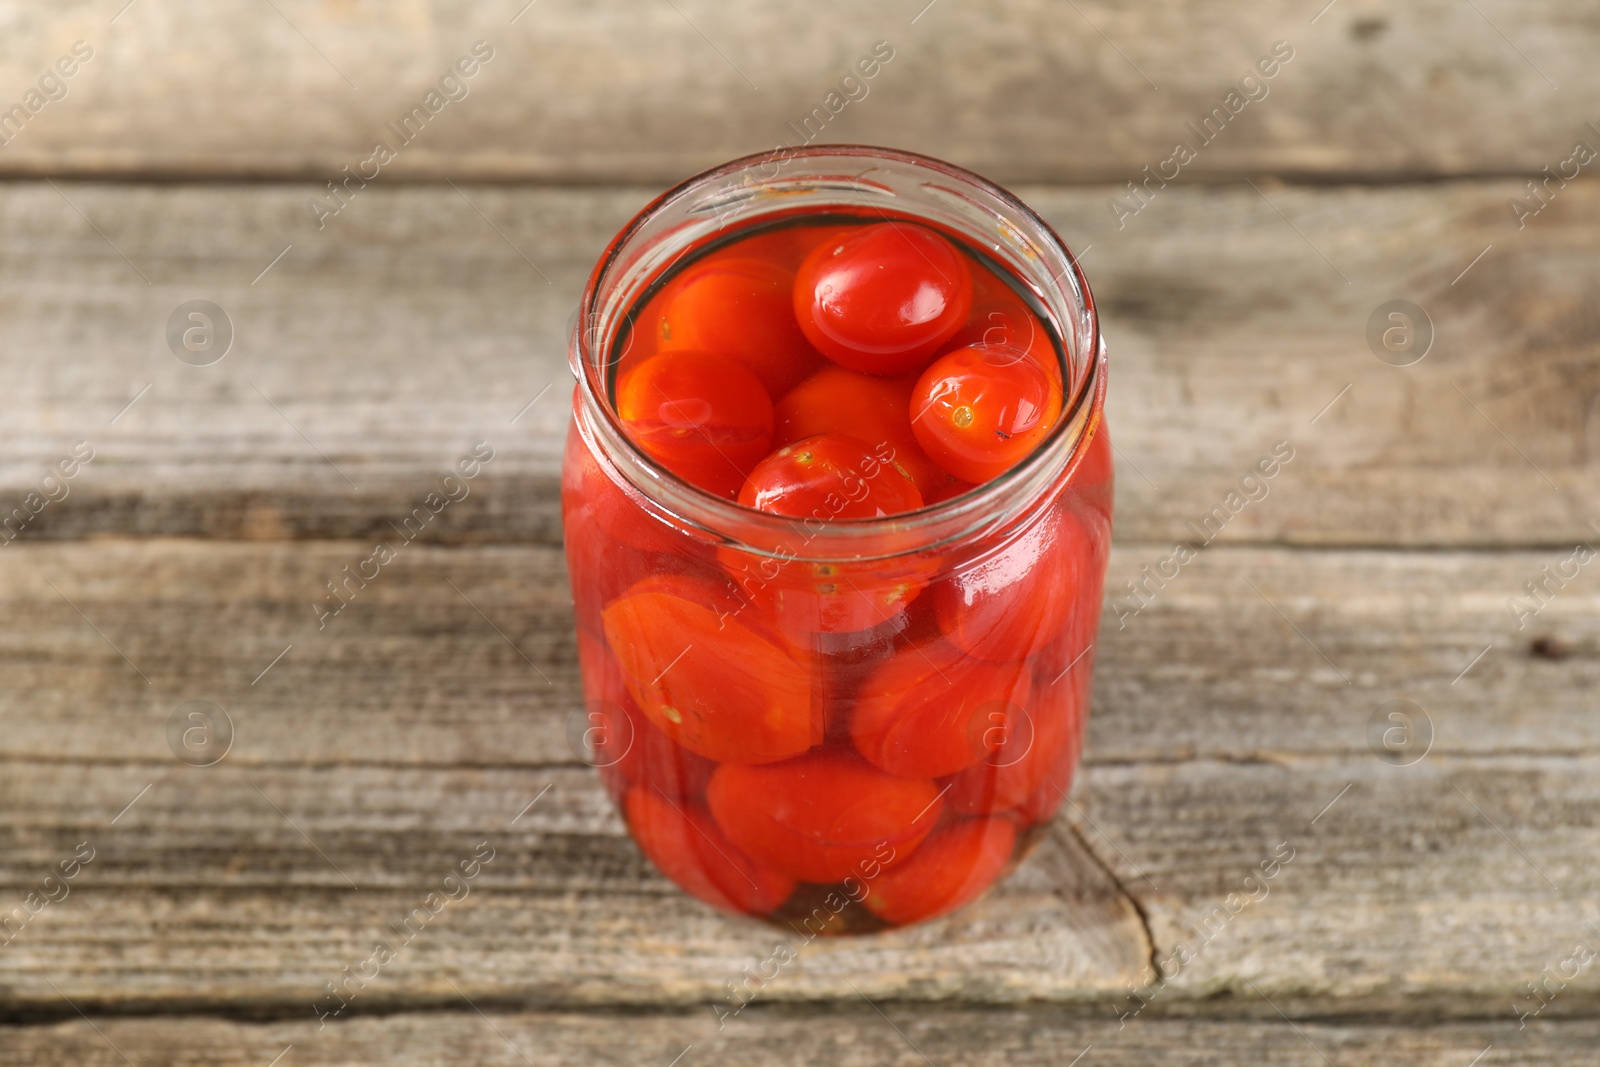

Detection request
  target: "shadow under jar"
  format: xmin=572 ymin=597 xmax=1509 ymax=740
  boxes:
xmin=562 ymin=146 xmax=1111 ymax=934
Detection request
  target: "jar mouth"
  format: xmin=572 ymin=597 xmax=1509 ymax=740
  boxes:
xmin=574 ymin=144 xmax=1105 ymax=564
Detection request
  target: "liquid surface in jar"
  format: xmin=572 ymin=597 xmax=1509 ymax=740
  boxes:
xmin=608 ymin=215 xmax=1071 ymax=508
xmin=565 ymin=210 xmax=1112 ymax=933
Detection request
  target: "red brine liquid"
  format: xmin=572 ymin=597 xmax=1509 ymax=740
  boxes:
xmin=563 ymin=208 xmax=1111 ymax=933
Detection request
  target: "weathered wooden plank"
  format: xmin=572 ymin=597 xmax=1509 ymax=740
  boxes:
xmin=0 ymin=541 xmax=1594 ymax=767
xmin=6 ymin=1012 xmax=1597 ymax=1067
xmin=0 ymin=759 xmax=1148 ymax=1009
xmin=2 ymin=180 xmax=1596 ymax=547
xmin=0 ymin=540 xmax=585 ymax=767
xmin=1 ymin=752 xmax=1596 ymax=1015
xmin=1081 ymin=755 xmax=1600 ymax=1019
xmin=0 ymin=1 xmax=1593 ymax=182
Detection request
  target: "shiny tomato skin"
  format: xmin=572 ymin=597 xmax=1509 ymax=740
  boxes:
xmin=655 ymin=256 xmax=823 ymax=397
xmin=931 ymin=507 xmax=1089 ymax=662
xmin=773 ymin=364 xmax=949 ymax=497
xmin=616 ymin=351 xmax=774 ymax=498
xmin=794 ymin=223 xmax=973 ymax=377
xmin=739 ymin=433 xmax=923 ymax=519
xmin=911 ymin=344 xmax=1062 ymax=484
xmin=851 ymin=640 xmax=1033 ymax=779
xmin=862 ymin=816 xmax=1017 ymax=925
xmin=942 ymin=268 xmax=1065 ymax=453
xmin=626 ymin=787 xmax=795 ymax=915
xmin=600 ymin=575 xmax=819 ymax=764
xmin=706 ymin=751 xmax=943 ymax=884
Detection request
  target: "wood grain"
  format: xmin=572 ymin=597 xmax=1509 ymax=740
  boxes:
xmin=1082 ymin=754 xmax=1600 ymax=1018
xmin=0 ymin=761 xmax=1149 ymax=1010
xmin=0 ymin=1 xmax=1592 ymax=183
xmin=1 ymin=180 xmax=1598 ymax=548
xmin=6 ymin=1012 xmax=1597 ymax=1067
xmin=2 ymin=3 xmax=1592 ymax=1055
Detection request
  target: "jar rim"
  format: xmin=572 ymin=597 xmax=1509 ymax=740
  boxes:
xmin=573 ymin=144 xmax=1105 ymax=563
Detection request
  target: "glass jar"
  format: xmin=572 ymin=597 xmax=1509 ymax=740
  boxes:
xmin=562 ymin=146 xmax=1110 ymax=934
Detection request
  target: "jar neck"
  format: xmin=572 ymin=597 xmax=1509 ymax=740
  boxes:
xmin=572 ymin=146 xmax=1104 ymax=564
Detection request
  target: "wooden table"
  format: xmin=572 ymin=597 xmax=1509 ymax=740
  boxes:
xmin=3 ymin=2 xmax=1598 ymax=1063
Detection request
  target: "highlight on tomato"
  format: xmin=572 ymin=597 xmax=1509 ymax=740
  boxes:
xmin=794 ymin=222 xmax=972 ymax=377
xmin=910 ymin=343 xmax=1062 ymax=484
xmin=931 ymin=508 xmax=1088 ymax=662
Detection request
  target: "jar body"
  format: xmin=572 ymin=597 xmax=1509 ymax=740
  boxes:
xmin=563 ymin=410 xmax=1110 ymax=931
xmin=562 ymin=147 xmax=1110 ymax=932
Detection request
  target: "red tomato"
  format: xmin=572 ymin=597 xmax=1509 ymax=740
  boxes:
xmin=706 ymin=751 xmax=943 ymax=884
xmin=1031 ymin=505 xmax=1110 ymax=682
xmin=616 ymin=352 xmax=774 ymax=498
xmin=739 ymin=434 xmax=923 ymax=519
xmin=600 ymin=575 xmax=819 ymax=763
xmin=851 ymin=639 xmax=1033 ymax=779
xmin=947 ymin=663 xmax=1084 ymax=820
xmin=733 ymin=554 xmax=930 ymax=638
xmin=563 ymin=420 xmax=682 ymax=557
xmin=1015 ymin=663 xmax=1091 ymax=823
xmin=976 ymin=507 xmax=1102 ymax=824
xmin=708 ymin=222 xmax=855 ymax=276
xmin=923 ymin=478 xmax=977 ymax=505
xmin=576 ymin=624 xmax=631 ymax=718
xmin=794 ymin=222 xmax=972 ymax=376
xmin=773 ymin=364 xmax=949 ymax=497
xmin=563 ymin=424 xmax=686 ymax=629
xmin=944 ymin=266 xmax=1060 ymax=382
xmin=862 ymin=817 xmax=1016 ymax=925
xmin=910 ymin=344 xmax=1062 ymax=484
xmin=577 ymin=632 xmax=718 ymax=798
xmin=562 ymin=501 xmax=655 ymax=636
xmin=596 ymin=699 xmax=719 ymax=803
xmin=626 ymin=787 xmax=795 ymax=915
xmin=931 ymin=506 xmax=1090 ymax=662
xmin=943 ymin=268 xmax=1065 ymax=458
xmin=591 ymin=285 xmax=654 ymax=385
xmin=654 ymin=256 xmax=823 ymax=397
